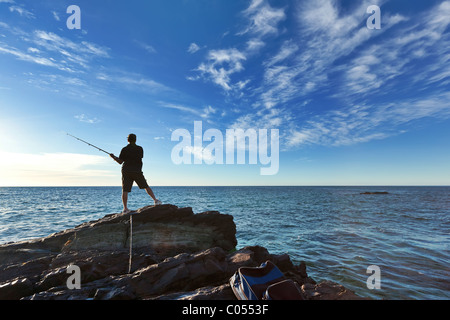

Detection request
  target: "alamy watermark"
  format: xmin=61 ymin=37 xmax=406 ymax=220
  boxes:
xmin=366 ymin=5 xmax=381 ymax=30
xmin=66 ymin=264 xmax=81 ymax=290
xmin=171 ymin=121 xmax=279 ymax=175
xmin=66 ymin=5 xmax=81 ymax=30
xmin=366 ymin=265 xmax=381 ymax=290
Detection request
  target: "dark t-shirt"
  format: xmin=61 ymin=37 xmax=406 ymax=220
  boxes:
xmin=119 ymin=144 xmax=144 ymax=173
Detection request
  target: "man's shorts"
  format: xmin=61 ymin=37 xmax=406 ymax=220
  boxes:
xmin=122 ymin=171 xmax=149 ymax=192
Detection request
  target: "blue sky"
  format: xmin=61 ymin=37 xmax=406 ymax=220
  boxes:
xmin=0 ymin=0 xmax=449 ymax=186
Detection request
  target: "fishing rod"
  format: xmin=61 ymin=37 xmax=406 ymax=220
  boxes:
xmin=66 ymin=133 xmax=110 ymax=155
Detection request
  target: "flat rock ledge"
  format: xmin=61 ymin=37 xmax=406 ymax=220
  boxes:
xmin=0 ymin=204 xmax=366 ymax=300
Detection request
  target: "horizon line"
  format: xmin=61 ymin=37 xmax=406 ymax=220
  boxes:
xmin=1 ymin=185 xmax=449 ymax=188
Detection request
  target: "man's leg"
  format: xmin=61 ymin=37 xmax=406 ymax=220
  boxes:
xmin=145 ymin=187 xmax=158 ymax=202
xmin=135 ymin=172 xmax=161 ymax=205
xmin=122 ymin=172 xmax=133 ymax=213
xmin=122 ymin=191 xmax=129 ymax=212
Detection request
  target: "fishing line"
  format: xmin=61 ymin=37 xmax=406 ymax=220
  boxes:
xmin=128 ymin=214 xmax=133 ymax=274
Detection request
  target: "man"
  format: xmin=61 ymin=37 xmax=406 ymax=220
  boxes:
xmin=110 ymin=134 xmax=161 ymax=214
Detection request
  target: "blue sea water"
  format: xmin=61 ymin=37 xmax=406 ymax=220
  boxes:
xmin=0 ymin=186 xmax=449 ymax=300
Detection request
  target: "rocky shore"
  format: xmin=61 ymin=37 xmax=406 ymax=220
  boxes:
xmin=0 ymin=204 xmax=365 ymax=300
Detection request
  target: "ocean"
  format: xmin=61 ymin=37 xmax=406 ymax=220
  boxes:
xmin=0 ymin=186 xmax=448 ymax=300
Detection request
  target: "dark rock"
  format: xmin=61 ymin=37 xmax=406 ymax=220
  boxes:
xmin=129 ymin=247 xmax=229 ymax=298
xmin=0 ymin=278 xmax=33 ymax=300
xmin=301 ymin=281 xmax=368 ymax=300
xmin=0 ymin=255 xmax=55 ymax=283
xmin=0 ymin=204 xmax=237 ymax=267
xmin=93 ymin=286 xmax=135 ymax=300
xmin=152 ymin=284 xmax=236 ymax=300
xmin=0 ymin=204 xmax=366 ymax=300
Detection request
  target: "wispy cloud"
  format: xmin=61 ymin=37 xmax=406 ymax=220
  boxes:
xmin=195 ymin=48 xmax=247 ymax=91
xmin=33 ymin=30 xmax=110 ymax=59
xmin=239 ymin=0 xmax=286 ymax=37
xmin=0 ymin=28 xmax=110 ymax=73
xmin=27 ymin=47 xmax=40 ymax=54
xmin=75 ymin=114 xmax=101 ymax=124
xmin=190 ymin=0 xmax=285 ymax=93
xmin=96 ymin=72 xmax=170 ymax=93
xmin=51 ymin=11 xmax=60 ymax=21
xmin=230 ymin=0 xmax=450 ymax=151
xmin=160 ymin=103 xmax=200 ymax=115
xmin=158 ymin=103 xmax=223 ymax=123
xmin=257 ymin=0 xmax=391 ymax=108
xmin=286 ymin=92 xmax=450 ymax=148
xmin=134 ymin=40 xmax=157 ymax=54
xmin=200 ymin=105 xmax=216 ymax=119
xmin=0 ymin=44 xmax=59 ymax=68
xmin=263 ymin=39 xmax=298 ymax=67
xmin=9 ymin=5 xmax=34 ymax=19
xmin=0 ymin=11 xmax=175 ymax=108
xmin=338 ymin=2 xmax=449 ymax=99
xmin=187 ymin=42 xmax=201 ymax=54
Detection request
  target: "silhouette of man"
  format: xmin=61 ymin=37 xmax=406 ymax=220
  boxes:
xmin=110 ymin=134 xmax=161 ymax=213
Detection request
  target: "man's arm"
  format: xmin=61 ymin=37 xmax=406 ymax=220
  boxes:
xmin=110 ymin=154 xmax=124 ymax=165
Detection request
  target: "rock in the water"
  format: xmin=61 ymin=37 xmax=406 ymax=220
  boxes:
xmin=360 ymin=191 xmax=389 ymax=195
xmin=301 ymin=281 xmax=365 ymax=300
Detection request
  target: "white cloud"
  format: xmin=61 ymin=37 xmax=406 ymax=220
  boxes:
xmin=188 ymin=42 xmax=201 ymax=54
xmin=80 ymin=40 xmax=110 ymax=57
xmin=190 ymin=0 xmax=285 ymax=93
xmin=201 ymin=105 xmax=217 ymax=119
xmin=9 ymin=5 xmax=34 ymax=19
xmin=196 ymin=48 xmax=247 ymax=91
xmin=158 ymin=103 xmax=223 ymax=122
xmin=75 ymin=114 xmax=101 ymax=124
xmin=0 ymin=45 xmax=59 ymax=68
xmin=264 ymin=40 xmax=298 ymax=67
xmin=0 ymin=27 xmax=111 ymax=74
xmin=29 ymin=30 xmax=109 ymax=71
xmin=96 ymin=72 xmax=170 ymax=93
xmin=27 ymin=47 xmax=40 ymax=54
xmin=134 ymin=40 xmax=157 ymax=54
xmin=160 ymin=103 xmax=200 ymax=116
xmin=231 ymin=106 xmax=290 ymax=132
xmin=32 ymin=30 xmax=109 ymax=58
xmin=240 ymin=0 xmax=286 ymax=37
xmin=52 ymin=11 xmax=60 ymax=21
xmin=245 ymin=39 xmax=265 ymax=52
